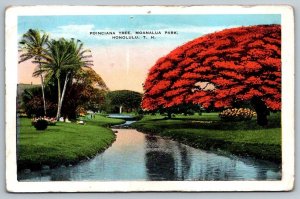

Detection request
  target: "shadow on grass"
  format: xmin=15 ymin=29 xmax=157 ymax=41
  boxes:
xmin=135 ymin=117 xmax=280 ymax=131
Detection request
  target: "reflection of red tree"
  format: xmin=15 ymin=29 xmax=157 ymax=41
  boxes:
xmin=142 ymin=25 xmax=281 ymax=126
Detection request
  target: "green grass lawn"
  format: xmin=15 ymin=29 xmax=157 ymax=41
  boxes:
xmin=131 ymin=112 xmax=281 ymax=163
xmin=17 ymin=115 xmax=124 ymax=170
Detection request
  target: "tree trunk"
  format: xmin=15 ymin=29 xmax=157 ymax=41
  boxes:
xmin=39 ymin=63 xmax=47 ymax=116
xmin=167 ymin=111 xmax=172 ymax=119
xmin=56 ymin=77 xmax=62 ymax=121
xmin=251 ymin=97 xmax=269 ymax=126
xmin=119 ymin=105 xmax=123 ymax=114
xmin=56 ymin=72 xmax=70 ymax=121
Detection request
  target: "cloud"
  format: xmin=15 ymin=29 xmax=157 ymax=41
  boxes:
xmin=49 ymin=24 xmax=96 ymax=40
xmin=58 ymin=24 xmax=95 ymax=32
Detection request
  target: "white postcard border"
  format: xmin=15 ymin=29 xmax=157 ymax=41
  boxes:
xmin=5 ymin=5 xmax=295 ymax=192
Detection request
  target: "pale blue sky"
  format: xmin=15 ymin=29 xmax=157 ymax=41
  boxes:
xmin=18 ymin=14 xmax=281 ymax=91
xmin=18 ymin=14 xmax=281 ymax=47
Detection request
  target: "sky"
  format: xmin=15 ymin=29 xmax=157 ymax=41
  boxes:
xmin=18 ymin=14 xmax=281 ymax=92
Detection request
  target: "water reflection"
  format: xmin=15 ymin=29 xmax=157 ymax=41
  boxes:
xmin=18 ymin=129 xmax=281 ymax=181
xmin=146 ymin=151 xmax=176 ymax=180
xmin=178 ymin=143 xmax=192 ymax=180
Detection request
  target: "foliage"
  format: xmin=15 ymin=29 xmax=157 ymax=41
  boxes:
xmin=142 ymin=25 xmax=281 ymax=125
xmin=18 ymin=29 xmax=108 ymax=120
xmin=19 ymin=29 xmax=49 ymax=63
xmin=64 ymin=67 xmax=108 ymax=117
xmin=19 ymin=29 xmax=49 ymax=116
xmin=219 ymin=108 xmax=256 ymax=121
xmin=106 ymin=90 xmax=142 ymax=113
xmin=21 ymin=86 xmax=57 ymax=117
xmin=62 ymin=82 xmax=106 ymax=119
xmin=74 ymin=67 xmax=109 ymax=91
xmin=36 ymin=38 xmax=93 ymax=120
xmin=20 ymin=69 xmax=107 ymax=120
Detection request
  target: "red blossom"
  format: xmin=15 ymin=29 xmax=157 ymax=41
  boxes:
xmin=165 ymin=88 xmax=187 ymax=97
xmin=142 ymin=25 xmax=281 ymax=112
xmin=141 ymin=97 xmax=157 ymax=110
xmin=213 ymin=61 xmax=244 ymax=71
xmin=165 ymin=94 xmax=185 ymax=107
xmin=261 ymin=86 xmax=279 ymax=95
xmin=258 ymin=57 xmax=281 ymax=70
xmin=264 ymin=98 xmax=281 ymax=110
xmin=184 ymin=63 xmax=199 ymax=72
xmin=163 ymin=68 xmax=181 ymax=79
xmin=148 ymin=80 xmax=171 ymax=95
xmin=182 ymin=72 xmax=200 ymax=79
xmin=214 ymin=99 xmax=232 ymax=108
xmin=211 ymin=77 xmax=237 ymax=86
xmin=203 ymin=56 xmax=220 ymax=65
xmin=248 ymin=40 xmax=265 ymax=48
xmin=219 ymin=71 xmax=244 ymax=80
xmin=178 ymin=58 xmax=194 ymax=68
xmin=193 ymin=66 xmax=211 ymax=73
xmin=244 ymin=76 xmax=263 ymax=85
xmin=264 ymin=37 xmax=281 ymax=45
xmin=243 ymin=61 xmax=262 ymax=72
xmin=186 ymin=91 xmax=208 ymax=102
xmin=157 ymin=60 xmax=173 ymax=71
xmin=172 ymin=79 xmax=196 ymax=88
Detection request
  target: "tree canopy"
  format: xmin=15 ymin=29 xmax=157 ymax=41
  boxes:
xmin=35 ymin=38 xmax=93 ymax=120
xmin=19 ymin=29 xmax=108 ymax=120
xmin=106 ymin=90 xmax=142 ymax=113
xmin=142 ymin=25 xmax=281 ymax=125
xmin=19 ymin=29 xmax=49 ymax=115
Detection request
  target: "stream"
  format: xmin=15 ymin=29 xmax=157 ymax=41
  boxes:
xmin=18 ymin=124 xmax=281 ymax=181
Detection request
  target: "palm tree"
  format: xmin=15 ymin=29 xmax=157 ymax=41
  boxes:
xmin=19 ymin=29 xmax=49 ymax=116
xmin=36 ymin=38 xmax=93 ymax=120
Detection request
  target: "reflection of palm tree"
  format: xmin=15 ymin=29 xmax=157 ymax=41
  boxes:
xmin=256 ymin=169 xmax=267 ymax=180
xmin=145 ymin=151 xmax=176 ymax=180
xmin=177 ymin=143 xmax=192 ymax=180
xmin=19 ymin=29 xmax=49 ymax=115
xmin=50 ymin=168 xmax=71 ymax=181
xmin=36 ymin=38 xmax=93 ymax=120
xmin=144 ymin=135 xmax=176 ymax=180
xmin=145 ymin=134 xmax=159 ymax=148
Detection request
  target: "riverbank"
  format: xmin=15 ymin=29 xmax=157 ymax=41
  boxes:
xmin=131 ymin=113 xmax=281 ymax=163
xmin=17 ymin=115 xmax=124 ymax=171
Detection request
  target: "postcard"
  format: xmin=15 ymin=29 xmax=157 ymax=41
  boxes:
xmin=5 ymin=5 xmax=294 ymax=192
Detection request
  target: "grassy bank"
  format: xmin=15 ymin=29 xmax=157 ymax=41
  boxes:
xmin=131 ymin=113 xmax=281 ymax=163
xmin=17 ymin=115 xmax=124 ymax=171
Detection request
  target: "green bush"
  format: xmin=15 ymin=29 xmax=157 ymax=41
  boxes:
xmin=219 ymin=108 xmax=256 ymax=121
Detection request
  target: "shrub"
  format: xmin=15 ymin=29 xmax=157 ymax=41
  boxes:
xmin=31 ymin=117 xmax=57 ymax=130
xmin=133 ymin=114 xmax=144 ymax=121
xmin=33 ymin=119 xmax=48 ymax=130
xmin=219 ymin=108 xmax=256 ymax=121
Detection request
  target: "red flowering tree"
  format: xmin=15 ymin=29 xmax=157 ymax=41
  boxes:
xmin=142 ymin=25 xmax=281 ymax=126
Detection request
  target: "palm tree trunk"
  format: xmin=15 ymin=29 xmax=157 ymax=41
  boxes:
xmin=56 ymin=77 xmax=62 ymax=121
xmin=39 ymin=63 xmax=47 ymax=116
xmin=40 ymin=74 xmax=47 ymax=116
xmin=56 ymin=72 xmax=70 ymax=121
